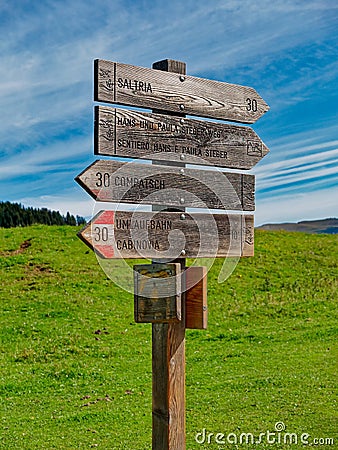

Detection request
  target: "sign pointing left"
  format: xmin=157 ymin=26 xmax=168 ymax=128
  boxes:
xmin=78 ymin=210 xmax=254 ymax=259
xmin=75 ymin=159 xmax=255 ymax=211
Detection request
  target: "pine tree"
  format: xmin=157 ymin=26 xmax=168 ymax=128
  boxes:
xmin=76 ymin=215 xmax=86 ymax=226
xmin=0 ymin=201 xmax=80 ymax=228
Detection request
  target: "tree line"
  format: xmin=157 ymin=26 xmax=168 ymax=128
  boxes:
xmin=0 ymin=201 xmax=86 ymax=228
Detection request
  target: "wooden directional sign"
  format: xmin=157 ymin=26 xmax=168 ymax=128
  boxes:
xmin=94 ymin=60 xmax=269 ymax=124
xmin=95 ymin=106 xmax=269 ymax=170
xmin=78 ymin=210 xmax=254 ymax=259
xmin=75 ymin=159 xmax=255 ymax=211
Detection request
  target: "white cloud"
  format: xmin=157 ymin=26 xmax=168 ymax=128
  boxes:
xmin=17 ymin=192 xmax=95 ymax=218
xmin=0 ymin=0 xmax=337 ymax=224
xmin=0 ymin=136 xmax=92 ymax=179
xmin=256 ymin=146 xmax=338 ymax=190
xmin=255 ymin=185 xmax=338 ymax=225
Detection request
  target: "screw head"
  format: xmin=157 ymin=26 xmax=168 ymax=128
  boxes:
xmin=180 ymin=118 xmax=185 ymax=124
xmin=179 ymin=104 xmax=185 ymax=111
xmin=179 ymin=76 xmax=186 ymax=82
xmin=180 ymin=168 xmax=185 ymax=175
xmin=180 ymin=198 xmax=185 ymax=204
xmin=180 ymin=213 xmax=186 ymax=220
xmin=180 ymin=154 xmax=185 ymax=160
xmin=181 ymin=249 xmax=186 ymax=256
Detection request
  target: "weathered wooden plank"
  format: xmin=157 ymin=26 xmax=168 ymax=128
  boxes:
xmin=134 ymin=263 xmax=181 ymax=323
xmin=185 ymin=266 xmax=208 ymax=330
xmin=75 ymin=159 xmax=255 ymax=211
xmin=77 ymin=210 xmax=254 ymax=259
xmin=94 ymin=60 xmax=269 ymax=124
xmin=94 ymin=106 xmax=269 ymax=169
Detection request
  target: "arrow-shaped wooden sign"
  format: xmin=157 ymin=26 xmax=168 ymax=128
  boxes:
xmin=94 ymin=60 xmax=269 ymax=124
xmin=95 ymin=106 xmax=269 ymax=170
xmin=75 ymin=159 xmax=255 ymax=211
xmin=78 ymin=210 xmax=254 ymax=259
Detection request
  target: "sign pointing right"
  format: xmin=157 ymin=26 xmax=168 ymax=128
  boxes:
xmin=95 ymin=59 xmax=269 ymax=124
xmin=95 ymin=106 xmax=269 ymax=170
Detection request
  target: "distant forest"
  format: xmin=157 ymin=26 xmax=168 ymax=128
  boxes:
xmin=0 ymin=201 xmax=86 ymax=228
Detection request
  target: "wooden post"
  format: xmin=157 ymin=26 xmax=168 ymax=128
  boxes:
xmin=77 ymin=54 xmax=269 ymax=450
xmin=152 ymin=59 xmax=187 ymax=450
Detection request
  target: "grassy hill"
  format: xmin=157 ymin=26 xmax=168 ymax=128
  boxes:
xmin=0 ymin=226 xmax=337 ymax=449
xmin=258 ymin=217 xmax=338 ymax=234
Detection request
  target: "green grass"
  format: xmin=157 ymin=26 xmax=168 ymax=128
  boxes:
xmin=0 ymin=226 xmax=337 ymax=449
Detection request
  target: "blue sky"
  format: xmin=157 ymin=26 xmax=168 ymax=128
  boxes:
xmin=0 ymin=0 xmax=337 ymax=225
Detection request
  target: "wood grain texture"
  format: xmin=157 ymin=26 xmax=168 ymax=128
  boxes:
xmin=134 ymin=263 xmax=181 ymax=323
xmin=153 ymin=59 xmax=187 ymax=74
xmin=94 ymin=59 xmax=269 ymax=124
xmin=77 ymin=210 xmax=254 ymax=259
xmin=94 ymin=106 xmax=269 ymax=169
xmin=151 ymin=59 xmax=187 ymax=450
xmin=75 ymin=159 xmax=255 ymax=211
xmin=152 ymin=320 xmax=186 ymax=449
xmin=185 ymin=266 xmax=208 ymax=330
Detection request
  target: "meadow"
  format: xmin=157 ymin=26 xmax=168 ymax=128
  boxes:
xmin=0 ymin=226 xmax=337 ymax=449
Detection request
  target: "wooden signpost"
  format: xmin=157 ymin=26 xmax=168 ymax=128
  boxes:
xmin=94 ymin=59 xmax=269 ymax=123
xmin=76 ymin=159 xmax=255 ymax=211
xmin=78 ymin=210 xmax=254 ymax=259
xmin=76 ymin=57 xmax=269 ymax=449
xmin=95 ymin=106 xmax=269 ymax=169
